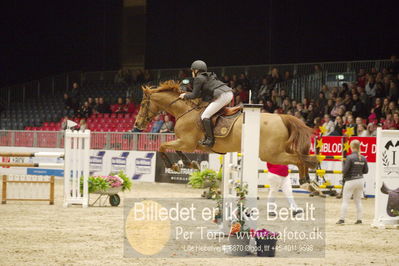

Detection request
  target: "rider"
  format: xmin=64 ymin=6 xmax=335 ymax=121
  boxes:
xmin=179 ymin=60 xmax=233 ymax=147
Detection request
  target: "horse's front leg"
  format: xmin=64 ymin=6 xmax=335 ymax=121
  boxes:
xmin=176 ymin=151 xmax=200 ymax=170
xmin=159 ymin=138 xmax=197 ymax=172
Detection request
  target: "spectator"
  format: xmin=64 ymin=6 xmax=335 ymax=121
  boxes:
xmin=281 ymin=98 xmax=291 ymax=113
xmin=366 ymin=122 xmax=377 ymax=136
xmin=305 ymin=104 xmax=317 ymax=127
xmin=313 ymin=117 xmax=322 ymax=134
xmin=357 ymin=124 xmax=368 ymax=137
xmin=357 ymin=69 xmax=367 ymax=88
xmin=78 ymin=101 xmax=91 ymax=118
xmin=388 ymin=101 xmax=398 ymax=115
xmin=284 ymin=71 xmax=292 ymax=80
xmin=331 ymin=97 xmax=344 ymax=117
xmin=111 ymin=97 xmax=125 ymax=113
xmin=331 ymin=116 xmax=345 ymax=136
xmin=87 ymin=97 xmax=96 ymax=110
xmin=96 ymin=98 xmax=110 ymax=113
xmin=271 ymin=90 xmax=282 ymax=106
xmin=374 ymin=98 xmax=383 ymax=119
xmin=264 ymin=99 xmax=276 ymax=113
xmin=382 ymin=98 xmax=390 ymax=117
xmin=67 ymin=82 xmax=81 ymax=111
xmin=346 ymin=115 xmax=356 ymax=131
xmin=350 ymin=94 xmax=366 ymax=118
xmin=365 ymin=75 xmax=377 ymax=98
xmin=268 ymin=68 xmax=282 ymax=89
xmin=324 ymin=99 xmax=335 ymax=116
xmin=159 ymin=115 xmax=174 ymax=133
xmin=322 ymin=114 xmax=335 ymax=136
xmin=393 ymin=112 xmax=399 ymax=129
xmin=63 ymin=93 xmax=73 ymax=112
xmin=257 ymin=78 xmax=269 ymax=101
xmin=382 ymin=113 xmax=395 ymax=129
xmin=124 ymin=97 xmax=135 ymax=113
xmin=79 ymin=119 xmax=87 ymax=131
xmin=389 ymin=80 xmax=398 ymax=101
xmin=316 ymin=92 xmax=328 ymax=114
xmin=237 ymin=73 xmax=250 ymax=88
xmin=151 ymin=115 xmax=164 ymax=133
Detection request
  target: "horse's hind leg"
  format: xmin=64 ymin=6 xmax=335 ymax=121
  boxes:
xmin=176 ymin=151 xmax=200 ymax=170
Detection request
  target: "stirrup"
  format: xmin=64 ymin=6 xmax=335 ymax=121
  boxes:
xmin=199 ymin=137 xmax=215 ymax=147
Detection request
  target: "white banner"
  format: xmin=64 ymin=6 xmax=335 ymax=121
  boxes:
xmin=373 ymin=128 xmax=399 ymax=227
xmin=0 ymin=147 xmax=156 ymax=183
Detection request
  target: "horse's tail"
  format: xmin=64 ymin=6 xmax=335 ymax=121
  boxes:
xmin=279 ymin=114 xmax=318 ymax=169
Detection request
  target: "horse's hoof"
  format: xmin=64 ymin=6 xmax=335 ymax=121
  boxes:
xmin=190 ymin=160 xmax=200 ymax=170
xmin=171 ymin=163 xmax=181 ymax=172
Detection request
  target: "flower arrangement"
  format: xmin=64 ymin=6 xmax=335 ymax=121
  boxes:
xmin=82 ymin=170 xmax=132 ymax=193
xmin=252 ymin=229 xmax=279 ymax=240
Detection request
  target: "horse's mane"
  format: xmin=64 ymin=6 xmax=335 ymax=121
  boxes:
xmin=143 ymin=80 xmax=205 ymax=108
xmin=145 ymin=80 xmax=182 ymax=94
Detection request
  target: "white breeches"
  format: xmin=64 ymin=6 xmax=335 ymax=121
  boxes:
xmin=267 ymin=172 xmax=298 ymax=210
xmin=340 ymin=178 xmax=364 ymax=220
xmin=201 ymin=91 xmax=234 ymax=119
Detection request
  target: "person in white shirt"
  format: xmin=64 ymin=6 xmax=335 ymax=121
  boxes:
xmin=322 ymin=114 xmax=335 ymax=136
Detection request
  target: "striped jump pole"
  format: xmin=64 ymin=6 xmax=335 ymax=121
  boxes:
xmin=258 ymin=169 xmax=342 ymax=175
xmin=0 ymin=163 xmax=64 ymax=168
xmin=0 ymin=152 xmax=64 ymax=158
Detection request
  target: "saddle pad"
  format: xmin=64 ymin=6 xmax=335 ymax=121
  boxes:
xmin=213 ymin=111 xmax=242 ymax=138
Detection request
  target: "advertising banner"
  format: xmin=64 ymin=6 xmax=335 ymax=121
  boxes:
xmin=155 ymin=152 xmax=209 ymax=184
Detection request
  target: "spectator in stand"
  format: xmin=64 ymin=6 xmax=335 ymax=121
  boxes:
xmin=389 ymin=80 xmax=398 ymax=101
xmin=294 ymin=111 xmax=305 ymax=122
xmin=346 ymin=115 xmax=356 ymax=132
xmin=339 ymin=83 xmax=350 ymax=98
xmin=257 ymin=78 xmax=269 ymax=101
xmin=87 ymin=97 xmax=96 ymax=110
xmin=383 ymin=76 xmax=391 ymax=94
xmin=357 ymin=69 xmax=367 ymax=88
xmin=111 ymin=97 xmax=125 ymax=113
xmin=296 ymin=103 xmax=307 ymax=119
xmin=382 ymin=98 xmax=390 ymax=117
xmin=268 ymin=68 xmax=282 ymax=90
xmin=159 ymin=115 xmax=174 ymax=133
xmin=63 ymin=93 xmax=74 ymax=113
xmin=366 ymin=122 xmax=377 ymax=136
xmin=235 ymin=85 xmax=249 ymax=103
xmin=375 ymin=82 xmax=385 ymax=98
xmin=281 ymin=98 xmax=291 ymax=113
xmin=324 ymin=99 xmax=335 ymax=116
xmin=350 ymin=94 xmax=366 ymax=118
xmin=389 ymin=55 xmax=399 ymax=75
xmin=357 ymin=124 xmax=368 ymax=137
xmin=221 ymin=74 xmax=230 ymax=83
xmin=79 ymin=119 xmax=87 ymax=131
xmin=305 ymin=104 xmax=317 ymax=127
xmin=284 ymin=71 xmax=292 ymax=80
xmin=271 ymin=90 xmax=282 ymax=106
xmin=264 ymin=99 xmax=276 ymax=113
xmin=383 ymin=113 xmax=395 ymax=129
xmin=393 ymin=112 xmax=399 ymax=129
xmin=331 ymin=116 xmax=345 ymax=136
xmin=331 ymin=97 xmax=344 ymax=117
xmin=359 ymin=88 xmax=370 ymax=110
xmin=374 ymin=98 xmax=383 ymax=119
xmin=97 ymin=97 xmax=110 ymax=113
xmin=388 ymin=101 xmax=398 ymax=115
xmin=124 ymin=97 xmax=135 ymax=113
xmin=67 ymin=82 xmax=81 ymax=111
xmin=151 ymin=115 xmax=164 ymax=133
xmin=78 ymin=101 xmax=92 ymax=118
xmin=365 ymin=75 xmax=377 ymax=98
xmin=316 ymin=92 xmax=328 ymax=114
xmin=237 ymin=73 xmax=250 ymax=88
xmin=322 ymin=114 xmax=335 ymax=136
xmin=368 ymin=108 xmax=378 ymax=124
xmin=313 ymin=117 xmax=322 ymax=135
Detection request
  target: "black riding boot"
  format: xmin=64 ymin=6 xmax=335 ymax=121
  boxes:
xmin=199 ymin=118 xmax=215 ymax=147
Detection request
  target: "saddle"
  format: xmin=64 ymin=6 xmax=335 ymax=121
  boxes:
xmin=200 ymin=105 xmax=243 ymax=138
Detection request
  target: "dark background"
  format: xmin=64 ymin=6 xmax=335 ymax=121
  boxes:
xmin=2 ymin=0 xmax=398 ymax=87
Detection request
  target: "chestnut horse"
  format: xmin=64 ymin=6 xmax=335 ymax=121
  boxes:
xmin=134 ymin=80 xmax=318 ymax=182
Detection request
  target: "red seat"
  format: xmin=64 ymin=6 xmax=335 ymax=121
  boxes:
xmin=43 ymin=122 xmax=49 ymax=127
xmin=117 ymin=113 xmax=124 ymax=118
xmin=111 ymin=113 xmax=116 ymax=118
xmin=124 ymin=113 xmax=130 ymax=118
xmin=104 ymin=113 xmax=110 ymax=118
xmin=97 ymin=113 xmax=104 ymax=118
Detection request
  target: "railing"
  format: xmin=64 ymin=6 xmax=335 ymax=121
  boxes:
xmin=0 ymin=130 xmax=177 ymax=151
xmin=0 ymin=59 xmax=391 ymax=108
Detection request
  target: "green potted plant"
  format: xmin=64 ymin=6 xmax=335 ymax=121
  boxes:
xmin=188 ymin=169 xmax=221 ymax=199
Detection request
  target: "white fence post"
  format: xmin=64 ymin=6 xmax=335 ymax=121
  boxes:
xmin=63 ymin=130 xmax=90 ymax=208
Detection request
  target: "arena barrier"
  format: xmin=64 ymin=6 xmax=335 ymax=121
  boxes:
xmin=0 ymin=130 xmax=90 ymax=207
xmin=2 ymin=175 xmax=55 ymax=204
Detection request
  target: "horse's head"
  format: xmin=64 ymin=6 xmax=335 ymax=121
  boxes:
xmin=134 ymin=85 xmax=161 ymax=130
